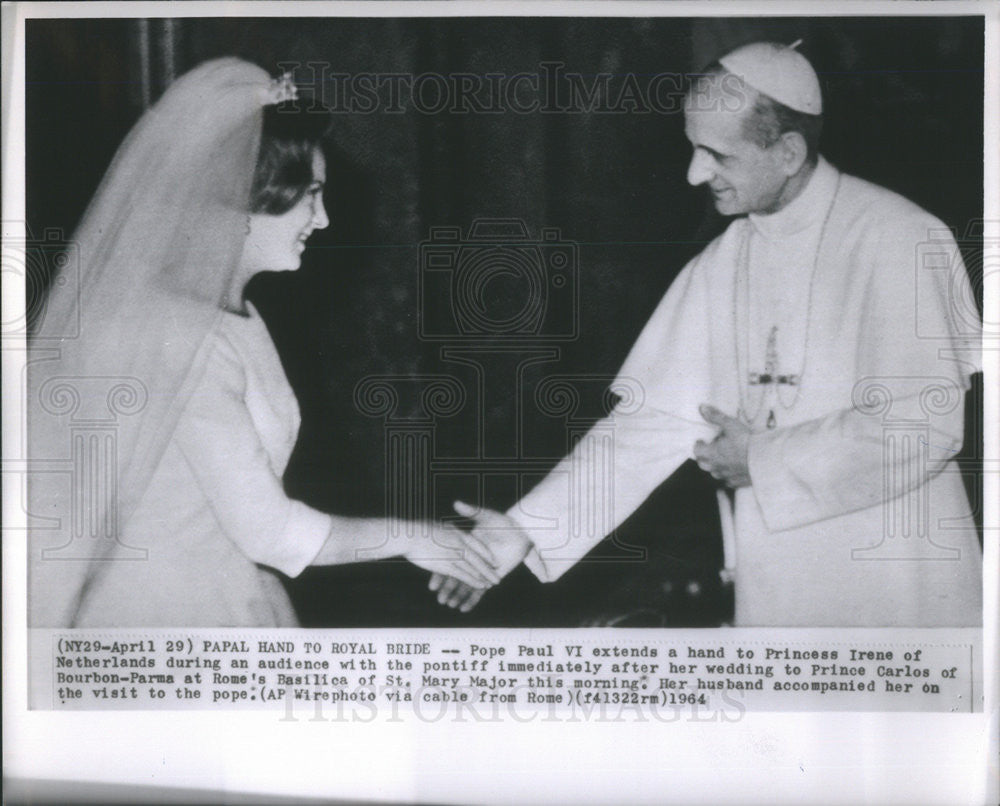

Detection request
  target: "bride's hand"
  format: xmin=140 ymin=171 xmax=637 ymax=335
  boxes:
xmin=402 ymin=522 xmax=501 ymax=590
xmin=429 ymin=573 xmax=487 ymax=612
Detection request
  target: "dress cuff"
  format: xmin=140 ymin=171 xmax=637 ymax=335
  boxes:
xmin=272 ymin=503 xmax=332 ymax=578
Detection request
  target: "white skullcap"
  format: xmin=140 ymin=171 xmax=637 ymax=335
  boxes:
xmin=718 ymin=40 xmax=822 ymax=115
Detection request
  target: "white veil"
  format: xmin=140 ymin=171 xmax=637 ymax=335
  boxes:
xmin=28 ymin=58 xmax=284 ymax=627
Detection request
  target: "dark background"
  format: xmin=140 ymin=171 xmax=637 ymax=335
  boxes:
xmin=26 ymin=15 xmax=985 ymax=627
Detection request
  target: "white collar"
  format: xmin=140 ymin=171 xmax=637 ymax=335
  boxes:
xmin=747 ymin=156 xmax=839 ymax=240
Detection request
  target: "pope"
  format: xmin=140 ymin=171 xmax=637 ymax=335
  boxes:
xmin=434 ymin=41 xmax=982 ymax=627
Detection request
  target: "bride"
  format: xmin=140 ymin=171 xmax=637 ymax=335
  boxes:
xmin=27 ymin=58 xmax=497 ymax=627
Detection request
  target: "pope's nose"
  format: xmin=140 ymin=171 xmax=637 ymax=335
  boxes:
xmin=686 ymin=149 xmax=714 ymax=186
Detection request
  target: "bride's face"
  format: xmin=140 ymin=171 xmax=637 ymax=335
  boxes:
xmin=241 ymin=150 xmax=329 ymax=273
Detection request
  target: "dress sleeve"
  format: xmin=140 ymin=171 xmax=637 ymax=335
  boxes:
xmin=172 ymin=330 xmax=331 ymax=577
xmin=515 ymin=257 xmax=718 ymax=582
xmin=747 ymin=215 xmax=979 ymax=532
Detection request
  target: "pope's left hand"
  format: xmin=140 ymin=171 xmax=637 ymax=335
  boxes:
xmin=693 ymin=404 xmax=752 ymax=488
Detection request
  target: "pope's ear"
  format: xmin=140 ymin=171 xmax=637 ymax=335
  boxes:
xmin=777 ymin=130 xmax=809 ymax=176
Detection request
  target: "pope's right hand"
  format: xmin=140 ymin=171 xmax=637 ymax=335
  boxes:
xmin=402 ymin=522 xmax=500 ymax=590
xmin=453 ymin=500 xmax=532 ymax=580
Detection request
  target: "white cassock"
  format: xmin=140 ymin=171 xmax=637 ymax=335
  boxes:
xmin=510 ymin=157 xmax=983 ymax=627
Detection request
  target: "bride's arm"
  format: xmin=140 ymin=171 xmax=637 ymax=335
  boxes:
xmin=174 ymin=333 xmax=497 ymax=588
xmin=312 ymin=515 xmax=500 ymax=588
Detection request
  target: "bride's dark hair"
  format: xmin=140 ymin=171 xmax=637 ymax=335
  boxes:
xmin=249 ymin=99 xmax=332 ymax=215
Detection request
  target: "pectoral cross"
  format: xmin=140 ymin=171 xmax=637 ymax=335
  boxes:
xmin=748 ymin=326 xmax=799 ymax=429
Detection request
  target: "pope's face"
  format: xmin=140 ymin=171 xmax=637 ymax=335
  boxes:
xmin=683 ymin=91 xmax=788 ymax=216
xmin=242 ymin=149 xmax=329 ymax=273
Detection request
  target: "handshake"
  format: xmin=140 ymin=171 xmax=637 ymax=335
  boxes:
xmin=412 ymin=404 xmax=750 ymax=613
xmin=426 ymin=500 xmax=534 ymax=613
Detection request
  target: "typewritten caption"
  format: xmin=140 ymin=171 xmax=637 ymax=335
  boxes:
xmin=30 ymin=629 xmax=981 ymax=716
